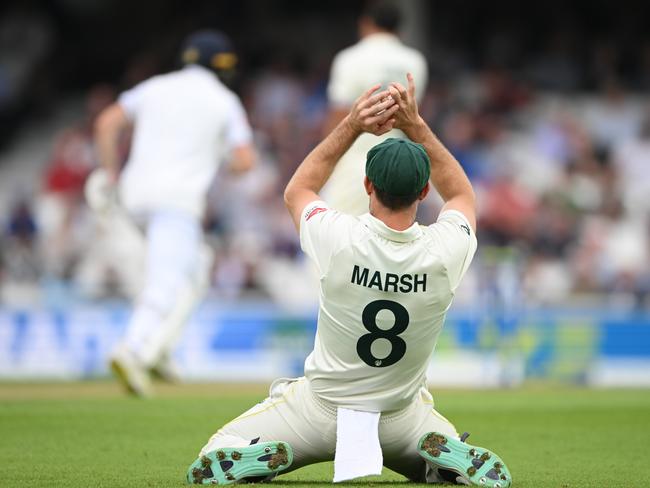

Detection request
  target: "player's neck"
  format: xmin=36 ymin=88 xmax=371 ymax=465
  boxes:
xmin=359 ymin=22 xmax=396 ymax=39
xmin=369 ymin=205 xmax=417 ymax=231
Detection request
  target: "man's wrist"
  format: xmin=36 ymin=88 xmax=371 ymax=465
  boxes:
xmin=402 ymin=116 xmax=427 ymax=140
xmin=343 ymin=114 xmax=367 ymax=138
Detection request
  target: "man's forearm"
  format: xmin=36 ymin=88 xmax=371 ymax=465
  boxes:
xmin=403 ymin=117 xmax=475 ymax=205
xmin=284 ymin=85 xmax=397 ymax=228
xmin=94 ymin=104 xmax=129 ymax=182
xmin=286 ymin=116 xmax=360 ymax=196
xmin=96 ymin=131 xmax=122 ymax=180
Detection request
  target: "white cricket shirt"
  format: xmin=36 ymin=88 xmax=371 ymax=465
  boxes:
xmin=323 ymin=34 xmax=429 ymax=215
xmin=117 ymin=65 xmax=252 ymax=218
xmin=300 ymin=201 xmax=477 ymax=412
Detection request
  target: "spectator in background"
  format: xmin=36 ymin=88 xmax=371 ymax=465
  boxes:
xmin=526 ymin=30 xmax=581 ymax=91
xmin=439 ymin=111 xmax=487 ymax=182
xmin=246 ymin=58 xmax=309 ymax=184
xmin=612 ymin=112 xmax=650 ymax=218
xmin=204 ymin=149 xmax=281 ymax=299
xmin=0 ymin=198 xmax=41 ymax=305
xmin=37 ymin=84 xmax=115 ymax=281
xmin=584 ymin=79 xmax=642 ymax=151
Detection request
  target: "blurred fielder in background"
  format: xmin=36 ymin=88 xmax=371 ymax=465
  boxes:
xmin=88 ymin=30 xmax=255 ymax=396
xmin=322 ymin=1 xmax=428 ymax=216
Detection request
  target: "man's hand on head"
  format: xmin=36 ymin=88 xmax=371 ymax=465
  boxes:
xmin=346 ymin=84 xmax=399 ymax=136
xmin=284 ymin=82 xmax=403 ymax=232
xmin=388 ymin=73 xmax=421 ymax=133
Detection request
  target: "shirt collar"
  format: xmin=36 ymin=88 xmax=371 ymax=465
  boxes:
xmin=360 ymin=213 xmax=423 ymax=243
xmin=361 ymin=32 xmax=400 ymax=45
xmin=184 ymin=64 xmax=218 ymax=78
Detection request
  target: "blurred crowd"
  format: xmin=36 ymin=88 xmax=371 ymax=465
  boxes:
xmin=1 ymin=1 xmax=650 ymax=310
xmin=2 ymin=67 xmax=649 ymax=310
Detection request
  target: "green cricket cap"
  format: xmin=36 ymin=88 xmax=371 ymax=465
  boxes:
xmin=365 ymin=138 xmax=431 ymax=196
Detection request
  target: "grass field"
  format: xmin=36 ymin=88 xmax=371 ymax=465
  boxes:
xmin=1 ymin=382 xmax=648 ymax=487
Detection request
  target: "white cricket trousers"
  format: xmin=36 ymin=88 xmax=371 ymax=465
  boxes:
xmin=123 ymin=209 xmax=202 ymax=366
xmin=199 ymin=377 xmax=458 ymax=483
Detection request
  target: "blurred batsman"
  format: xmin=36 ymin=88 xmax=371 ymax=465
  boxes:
xmin=88 ymin=30 xmax=255 ymax=396
xmin=322 ymin=1 xmax=428 ymax=215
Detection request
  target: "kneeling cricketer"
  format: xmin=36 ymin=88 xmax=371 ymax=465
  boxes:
xmin=186 ymin=74 xmax=512 ymax=487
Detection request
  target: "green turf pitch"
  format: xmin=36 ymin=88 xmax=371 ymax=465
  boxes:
xmin=0 ymin=383 xmax=648 ymax=487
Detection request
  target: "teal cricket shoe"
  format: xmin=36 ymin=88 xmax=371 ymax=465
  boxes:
xmin=417 ymin=432 xmax=512 ymax=487
xmin=186 ymin=441 xmax=293 ymax=485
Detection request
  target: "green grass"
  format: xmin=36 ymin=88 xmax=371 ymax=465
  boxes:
xmin=0 ymin=382 xmax=648 ymax=487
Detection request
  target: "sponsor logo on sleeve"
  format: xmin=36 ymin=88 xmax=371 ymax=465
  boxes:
xmin=460 ymin=224 xmax=470 ymax=235
xmin=305 ymin=206 xmax=328 ymax=221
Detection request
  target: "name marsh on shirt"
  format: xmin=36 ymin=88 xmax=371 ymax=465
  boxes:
xmin=351 ymin=265 xmax=427 ymax=293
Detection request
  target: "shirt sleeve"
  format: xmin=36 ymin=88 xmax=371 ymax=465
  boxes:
xmin=427 ymin=209 xmax=478 ymax=292
xmin=117 ymin=82 xmax=148 ymax=120
xmin=413 ymin=53 xmax=429 ymax=102
xmin=327 ymin=53 xmax=357 ymax=108
xmin=299 ymin=200 xmax=349 ymax=277
xmin=224 ymin=96 xmax=253 ymax=148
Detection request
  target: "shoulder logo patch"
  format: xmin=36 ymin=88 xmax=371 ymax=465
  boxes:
xmin=306 ymin=207 xmax=327 ymax=221
xmin=460 ymin=224 xmax=470 ymax=235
